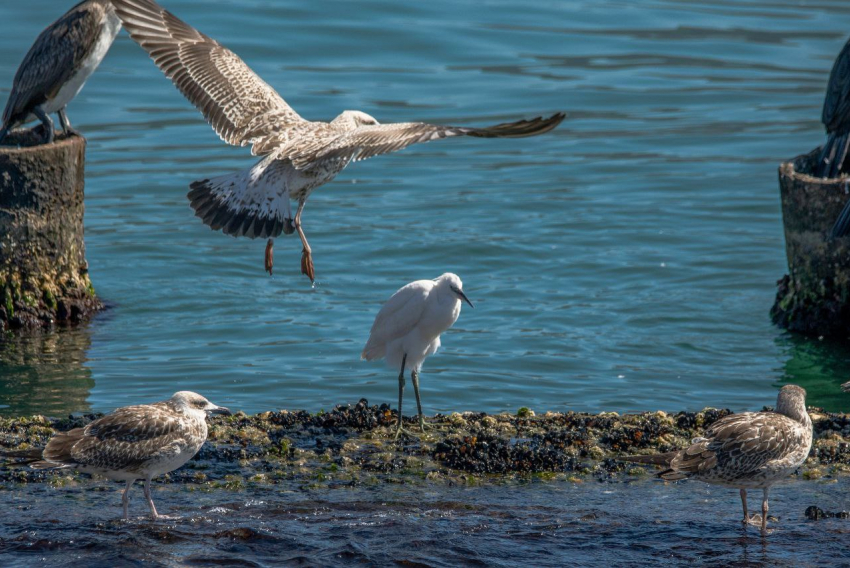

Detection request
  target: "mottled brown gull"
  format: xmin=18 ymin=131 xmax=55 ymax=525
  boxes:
xmin=111 ymin=0 xmax=565 ymax=282
xmin=1 ymin=391 xmax=230 ymax=520
xmin=0 ymin=0 xmax=121 ymax=144
xmin=622 ymin=385 xmax=812 ymax=535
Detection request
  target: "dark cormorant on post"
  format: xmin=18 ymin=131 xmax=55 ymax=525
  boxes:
xmin=0 ymin=0 xmax=121 ymax=145
xmin=817 ymin=38 xmax=850 ymax=238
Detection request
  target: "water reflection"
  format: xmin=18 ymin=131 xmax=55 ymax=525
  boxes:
xmin=777 ymin=332 xmax=850 ymax=412
xmin=0 ymin=328 xmax=94 ymax=417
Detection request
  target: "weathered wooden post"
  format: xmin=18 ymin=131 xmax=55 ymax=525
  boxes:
xmin=0 ymin=131 xmax=102 ymax=331
xmin=772 ymin=147 xmax=850 ymax=337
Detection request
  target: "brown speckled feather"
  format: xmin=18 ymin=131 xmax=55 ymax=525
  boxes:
xmin=111 ymin=0 xmax=303 ymax=155
xmin=37 ymin=401 xmax=200 ymax=473
xmin=288 ymin=114 xmax=566 ymax=170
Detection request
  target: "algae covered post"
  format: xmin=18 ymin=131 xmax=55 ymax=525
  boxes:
xmin=0 ymin=131 xmax=102 ymax=331
xmin=772 ymin=148 xmax=850 ymax=337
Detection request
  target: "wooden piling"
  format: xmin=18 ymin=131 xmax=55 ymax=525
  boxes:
xmin=772 ymin=147 xmax=850 ymax=337
xmin=0 ymin=131 xmax=102 ymax=331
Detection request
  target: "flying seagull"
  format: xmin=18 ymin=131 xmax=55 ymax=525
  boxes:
xmin=0 ymin=0 xmax=121 ymax=145
xmin=621 ymin=385 xmax=812 ymax=535
xmin=362 ymin=273 xmax=473 ymax=439
xmin=0 ymin=391 xmax=230 ymax=520
xmin=111 ymin=0 xmax=565 ymax=282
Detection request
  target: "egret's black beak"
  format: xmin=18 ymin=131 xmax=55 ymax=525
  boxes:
xmin=452 ymin=286 xmax=474 ymax=308
xmin=208 ymin=405 xmax=232 ymax=416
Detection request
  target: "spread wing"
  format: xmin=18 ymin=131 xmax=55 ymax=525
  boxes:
xmin=41 ymin=403 xmax=184 ymax=471
xmin=290 ymin=113 xmax=565 ymax=170
xmin=667 ymin=412 xmax=803 ymax=479
xmin=823 ymin=38 xmax=850 ymax=134
xmin=3 ymin=2 xmax=109 ymax=125
xmin=361 ymin=281 xmax=432 ymax=361
xmin=111 ymin=0 xmax=303 ymax=155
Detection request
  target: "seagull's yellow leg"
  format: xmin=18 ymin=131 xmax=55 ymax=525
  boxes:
xmin=294 ymin=198 xmax=314 ymax=282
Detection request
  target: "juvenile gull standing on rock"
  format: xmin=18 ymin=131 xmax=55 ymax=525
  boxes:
xmin=0 ymin=391 xmax=230 ymax=520
xmin=621 ymin=385 xmax=812 ymax=535
xmin=111 ymin=0 xmax=565 ymax=282
xmin=362 ymin=273 xmax=473 ymax=439
xmin=0 ymin=0 xmax=121 ymax=144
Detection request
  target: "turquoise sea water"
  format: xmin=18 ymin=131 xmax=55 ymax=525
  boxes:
xmin=1 ymin=0 xmax=850 ymax=417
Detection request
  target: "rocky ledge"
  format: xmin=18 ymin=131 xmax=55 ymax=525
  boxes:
xmin=1 ymin=400 xmax=848 ymax=488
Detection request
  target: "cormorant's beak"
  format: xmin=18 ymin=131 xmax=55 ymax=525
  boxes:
xmin=452 ymin=286 xmax=474 ymax=308
xmin=208 ymin=404 xmax=232 ymax=416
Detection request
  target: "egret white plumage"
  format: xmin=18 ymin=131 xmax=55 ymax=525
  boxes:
xmin=362 ymin=273 xmax=473 ymax=439
xmin=0 ymin=391 xmax=230 ymax=520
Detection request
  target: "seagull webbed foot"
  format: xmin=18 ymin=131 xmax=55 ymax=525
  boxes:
xmin=301 ymin=247 xmax=315 ymax=283
xmin=265 ymin=239 xmax=274 ymax=276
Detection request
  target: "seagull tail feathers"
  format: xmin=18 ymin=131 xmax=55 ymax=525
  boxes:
xmin=0 ymin=447 xmax=46 ymax=467
xmin=187 ymin=173 xmax=294 ymax=240
xmin=842 ymin=380 xmax=850 ymax=393
xmin=465 ymin=112 xmax=566 ymax=139
xmin=620 ymin=451 xmax=690 ymax=480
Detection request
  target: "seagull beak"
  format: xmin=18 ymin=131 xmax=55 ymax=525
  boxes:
xmin=208 ymin=404 xmax=232 ymax=416
xmin=457 ymin=289 xmax=474 ymax=308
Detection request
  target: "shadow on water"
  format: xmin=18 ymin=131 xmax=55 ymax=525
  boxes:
xmin=777 ymin=332 xmax=850 ymax=412
xmin=0 ymin=328 xmax=94 ymax=417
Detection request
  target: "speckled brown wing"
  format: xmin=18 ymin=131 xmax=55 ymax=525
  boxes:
xmin=289 ymin=113 xmax=566 ymax=170
xmin=41 ymin=403 xmax=184 ymax=471
xmin=2 ymin=1 xmax=107 ymax=127
xmin=111 ymin=0 xmax=303 ymax=155
xmin=664 ymin=412 xmax=800 ymax=480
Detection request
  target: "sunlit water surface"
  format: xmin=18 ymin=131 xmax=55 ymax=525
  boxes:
xmin=1 ymin=0 xmax=850 ymax=418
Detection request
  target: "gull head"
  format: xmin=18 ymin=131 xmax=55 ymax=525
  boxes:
xmin=170 ymin=391 xmax=232 ymax=417
xmin=775 ymin=385 xmax=808 ymax=424
xmin=333 ymin=110 xmax=380 ymax=131
xmin=436 ymin=273 xmax=473 ymax=308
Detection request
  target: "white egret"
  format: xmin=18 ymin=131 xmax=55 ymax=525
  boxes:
xmin=362 ymin=273 xmax=473 ymax=439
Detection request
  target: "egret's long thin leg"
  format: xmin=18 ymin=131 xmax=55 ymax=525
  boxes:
xmin=122 ymin=480 xmax=134 ymax=520
xmin=294 ymin=198 xmax=314 ymax=282
xmin=411 ymin=369 xmax=426 ymax=432
xmin=33 ymin=106 xmax=54 ymax=144
xmin=740 ymin=488 xmax=748 ymax=524
xmin=265 ymin=238 xmax=274 ymax=275
xmin=395 ymin=354 xmax=407 ymax=440
xmin=761 ymin=488 xmax=769 ymax=535
xmin=57 ymin=108 xmax=79 ymax=137
xmin=143 ymin=478 xmax=159 ymax=519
